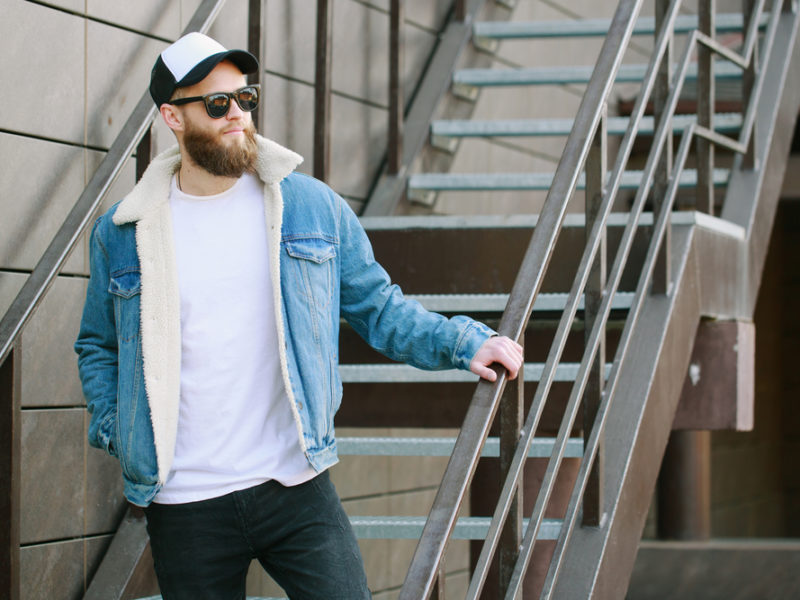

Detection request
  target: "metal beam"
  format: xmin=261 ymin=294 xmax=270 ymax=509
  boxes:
xmin=314 ymin=0 xmax=333 ymax=182
xmin=82 ymin=509 xmax=156 ymax=600
xmin=0 ymin=349 xmax=20 ymax=600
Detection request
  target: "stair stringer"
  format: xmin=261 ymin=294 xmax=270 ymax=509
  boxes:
xmin=549 ymin=8 xmax=800 ymax=597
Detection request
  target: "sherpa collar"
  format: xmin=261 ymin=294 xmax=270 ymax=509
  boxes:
xmin=113 ymin=135 xmax=303 ymax=225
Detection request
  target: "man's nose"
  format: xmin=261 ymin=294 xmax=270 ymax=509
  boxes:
xmin=226 ymin=98 xmax=245 ymax=120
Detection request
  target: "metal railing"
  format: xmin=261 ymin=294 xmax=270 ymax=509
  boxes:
xmin=398 ymin=0 xmax=791 ymax=597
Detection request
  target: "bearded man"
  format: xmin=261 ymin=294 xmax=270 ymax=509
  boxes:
xmin=74 ymin=32 xmax=523 ymax=600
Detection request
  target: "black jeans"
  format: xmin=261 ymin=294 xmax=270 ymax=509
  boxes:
xmin=143 ymin=471 xmax=371 ymax=600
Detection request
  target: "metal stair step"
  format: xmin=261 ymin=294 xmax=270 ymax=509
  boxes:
xmin=430 ymin=113 xmax=742 ymax=139
xmin=408 ymin=169 xmax=729 ymax=193
xmin=337 ymin=436 xmax=583 ymax=458
xmin=472 ymin=12 xmax=766 ymax=40
xmin=453 ymin=61 xmax=742 ymax=87
xmin=406 ymin=292 xmax=634 ymax=313
xmin=339 ymin=362 xmax=611 ymax=383
xmin=349 ymin=515 xmax=561 ymax=540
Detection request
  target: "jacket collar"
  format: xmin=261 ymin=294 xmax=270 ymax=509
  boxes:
xmin=113 ymin=134 xmax=303 ymax=225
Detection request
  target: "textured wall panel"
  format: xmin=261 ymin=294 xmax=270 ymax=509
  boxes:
xmin=86 ymin=0 xmax=185 ymax=39
xmin=20 ymin=408 xmax=85 ymax=543
xmin=86 ymin=23 xmax=167 ymax=149
xmin=266 ymin=0 xmax=438 ymax=105
xmin=262 ymin=72 xmax=391 ymax=200
xmin=20 ymin=534 xmax=111 ymax=600
xmin=0 ymin=3 xmax=84 ymax=144
xmin=19 ymin=276 xmax=85 ymax=408
xmin=0 ymin=135 xmax=87 ymax=272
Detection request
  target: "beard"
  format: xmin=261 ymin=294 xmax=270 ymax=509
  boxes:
xmin=183 ymin=120 xmax=258 ymax=178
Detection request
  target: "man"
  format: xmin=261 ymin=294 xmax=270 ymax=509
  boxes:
xmin=75 ymin=32 xmax=523 ymax=599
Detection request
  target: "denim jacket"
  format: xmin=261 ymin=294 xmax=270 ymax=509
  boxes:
xmin=74 ymin=136 xmax=494 ymax=506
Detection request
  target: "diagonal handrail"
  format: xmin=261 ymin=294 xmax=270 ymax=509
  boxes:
xmin=399 ymin=0 xmax=788 ymax=597
xmin=398 ymin=0 xmax=646 ymax=597
xmin=0 ymin=0 xmax=226 ymax=367
xmin=540 ymin=1 xmax=784 ymax=596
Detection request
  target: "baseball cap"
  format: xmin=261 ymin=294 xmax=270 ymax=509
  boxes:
xmin=149 ymin=32 xmax=259 ymax=107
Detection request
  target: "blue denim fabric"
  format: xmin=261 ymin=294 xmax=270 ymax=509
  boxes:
xmin=143 ymin=471 xmax=371 ymax=599
xmin=75 ymin=170 xmax=495 ymax=506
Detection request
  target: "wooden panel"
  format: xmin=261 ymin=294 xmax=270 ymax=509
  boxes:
xmin=673 ymin=320 xmax=755 ymax=431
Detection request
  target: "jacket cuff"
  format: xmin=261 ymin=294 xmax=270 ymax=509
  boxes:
xmin=453 ymin=321 xmax=496 ymax=370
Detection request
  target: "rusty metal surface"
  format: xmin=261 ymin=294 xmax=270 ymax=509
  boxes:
xmin=388 ymin=0 xmax=404 ymax=175
xmin=657 ymin=431 xmax=712 ymax=540
xmin=313 ymin=0 xmax=332 ymax=182
xmin=0 ymin=349 xmax=21 ymax=600
xmin=83 ymin=508 xmax=153 ymax=600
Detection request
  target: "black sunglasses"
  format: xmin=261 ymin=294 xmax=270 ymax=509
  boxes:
xmin=170 ymin=84 xmax=261 ymax=119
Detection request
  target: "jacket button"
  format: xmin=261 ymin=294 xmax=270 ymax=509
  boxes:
xmin=297 ymin=402 xmax=303 ymax=411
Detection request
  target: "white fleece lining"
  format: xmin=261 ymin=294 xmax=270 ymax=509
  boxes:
xmin=113 ymin=136 xmax=304 ymax=482
xmin=263 ymin=180 xmax=307 ymax=453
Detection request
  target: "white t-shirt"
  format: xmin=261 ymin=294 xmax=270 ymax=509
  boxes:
xmin=154 ymin=172 xmax=317 ymax=504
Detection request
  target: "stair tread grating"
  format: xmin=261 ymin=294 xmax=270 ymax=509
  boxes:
xmin=430 ymin=113 xmax=743 ymax=138
xmin=408 ymin=169 xmax=730 ymax=191
xmin=339 ymin=362 xmax=612 ymax=383
xmin=337 ymin=435 xmax=584 ymax=458
xmin=407 ymin=291 xmax=634 ymax=312
xmin=453 ymin=61 xmax=743 ymax=87
xmin=472 ymin=12 xmax=767 ymax=39
xmin=350 ymin=515 xmax=561 ymax=540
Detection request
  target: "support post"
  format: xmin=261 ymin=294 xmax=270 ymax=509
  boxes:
xmin=657 ymin=430 xmax=712 ymax=540
xmin=455 ymin=0 xmax=467 ymax=21
xmin=582 ymin=110 xmax=607 ymax=527
xmin=388 ymin=0 xmax=405 ymax=175
xmin=314 ymin=0 xmax=333 ymax=182
xmin=135 ymin=126 xmax=152 ymax=183
xmin=696 ymin=0 xmax=716 ymax=215
xmin=248 ymin=0 xmax=264 ymax=132
xmin=653 ymin=0 xmax=673 ymax=293
xmin=742 ymin=0 xmax=757 ymax=169
xmin=498 ymin=365 xmax=523 ymax=596
xmin=0 ymin=348 xmax=21 ymax=600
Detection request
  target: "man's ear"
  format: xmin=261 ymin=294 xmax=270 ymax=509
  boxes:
xmin=160 ymin=103 xmax=184 ymax=132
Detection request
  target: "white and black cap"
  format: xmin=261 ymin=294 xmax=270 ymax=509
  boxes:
xmin=150 ymin=32 xmax=258 ymax=107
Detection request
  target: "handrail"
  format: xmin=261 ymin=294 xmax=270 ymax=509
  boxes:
xmin=540 ymin=5 xmax=784 ymax=595
xmin=399 ymin=0 xmax=786 ymax=597
xmin=0 ymin=0 xmax=227 ymax=367
xmin=399 ymin=0 xmax=645 ymax=597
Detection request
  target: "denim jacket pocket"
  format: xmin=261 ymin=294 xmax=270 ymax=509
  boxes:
xmin=109 ymin=268 xmax=141 ymax=343
xmin=284 ymin=237 xmax=337 ymax=316
xmin=109 ymin=268 xmax=141 ymax=298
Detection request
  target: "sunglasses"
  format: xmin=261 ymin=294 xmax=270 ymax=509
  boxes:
xmin=170 ymin=84 xmax=261 ymax=118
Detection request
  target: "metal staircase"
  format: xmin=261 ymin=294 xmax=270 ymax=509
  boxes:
xmin=352 ymin=0 xmax=800 ymax=598
xmin=2 ymin=0 xmax=799 ymax=599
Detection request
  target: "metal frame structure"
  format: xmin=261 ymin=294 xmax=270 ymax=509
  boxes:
xmin=398 ymin=0 xmax=798 ymax=598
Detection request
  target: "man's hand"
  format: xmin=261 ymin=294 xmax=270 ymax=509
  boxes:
xmin=469 ymin=336 xmax=524 ymax=382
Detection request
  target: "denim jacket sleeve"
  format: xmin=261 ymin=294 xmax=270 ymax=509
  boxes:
xmin=74 ymin=218 xmax=119 ymax=457
xmin=337 ymin=200 xmax=495 ymax=371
